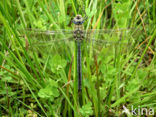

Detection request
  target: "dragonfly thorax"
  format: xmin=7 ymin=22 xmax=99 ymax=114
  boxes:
xmin=73 ymin=15 xmax=84 ymax=41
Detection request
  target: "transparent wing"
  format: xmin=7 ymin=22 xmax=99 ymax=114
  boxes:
xmin=84 ymin=28 xmax=139 ymax=46
xmin=19 ymin=30 xmax=75 ymax=81
xmin=19 ymin=28 xmax=73 ymax=42
xmin=18 ymin=28 xmax=74 ymax=50
xmin=18 ymin=27 xmax=141 ymax=51
xmin=80 ymin=28 xmax=141 ymax=61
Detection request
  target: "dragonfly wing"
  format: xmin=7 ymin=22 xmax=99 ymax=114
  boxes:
xmin=25 ymin=35 xmax=74 ymax=52
xmin=20 ymin=28 xmax=73 ymax=35
xmin=23 ymin=35 xmax=75 ymax=64
xmin=80 ymin=28 xmax=140 ymax=57
xmin=19 ymin=29 xmax=74 ymax=43
xmin=28 ymin=37 xmax=74 ymax=50
xmin=18 ymin=29 xmax=76 ymax=60
xmin=20 ymin=30 xmax=75 ymax=79
xmin=84 ymin=27 xmax=141 ymax=38
xmin=85 ymin=27 xmax=140 ymax=34
xmin=83 ymin=27 xmax=141 ymax=46
xmin=18 ymin=29 xmax=74 ymax=49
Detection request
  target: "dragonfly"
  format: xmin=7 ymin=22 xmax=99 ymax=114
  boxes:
xmin=20 ymin=14 xmax=136 ymax=92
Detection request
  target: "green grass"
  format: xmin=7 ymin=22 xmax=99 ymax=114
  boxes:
xmin=0 ymin=0 xmax=156 ymax=117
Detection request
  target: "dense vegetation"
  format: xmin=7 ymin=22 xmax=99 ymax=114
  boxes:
xmin=0 ymin=0 xmax=155 ymax=116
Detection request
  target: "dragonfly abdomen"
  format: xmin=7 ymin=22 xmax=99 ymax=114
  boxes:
xmin=77 ymin=41 xmax=82 ymax=92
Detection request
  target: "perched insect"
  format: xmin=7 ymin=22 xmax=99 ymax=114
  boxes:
xmin=20 ymin=14 xmax=137 ymax=92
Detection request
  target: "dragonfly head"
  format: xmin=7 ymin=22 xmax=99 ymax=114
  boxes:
xmin=73 ymin=15 xmax=84 ymax=25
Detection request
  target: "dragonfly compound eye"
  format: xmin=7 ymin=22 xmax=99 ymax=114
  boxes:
xmin=73 ymin=15 xmax=84 ymax=25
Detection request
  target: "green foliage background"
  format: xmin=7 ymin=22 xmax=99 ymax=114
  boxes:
xmin=0 ymin=0 xmax=156 ymax=116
